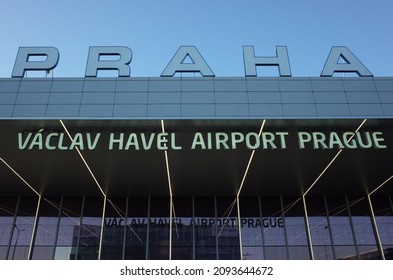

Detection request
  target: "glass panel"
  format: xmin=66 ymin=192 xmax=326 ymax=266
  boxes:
xmin=54 ymin=197 xmax=82 ymax=260
xmin=101 ymin=197 xmax=127 ymax=260
xmin=148 ymin=197 xmax=169 ymax=260
xmin=348 ymin=197 xmax=380 ymax=259
xmin=194 ymin=197 xmax=216 ymax=260
xmin=264 ymin=246 xmax=287 ymax=259
xmin=9 ymin=197 xmax=38 ymax=260
xmin=171 ymin=197 xmax=193 ymax=260
xmin=326 ymin=196 xmax=357 ymax=259
xmin=31 ymin=197 xmax=61 ymax=260
xmin=124 ymin=197 xmax=148 ymax=260
xmin=371 ymin=196 xmax=393 ymax=259
xmin=0 ymin=197 xmax=17 ymax=260
xmin=261 ymin=197 xmax=287 ymax=260
xmin=239 ymin=197 xmax=263 ymax=260
xmin=306 ymin=197 xmax=334 ymax=260
xmin=216 ymin=197 xmax=240 ymax=260
xmin=77 ymin=197 xmax=104 ymax=260
xmin=282 ymin=197 xmax=310 ymax=260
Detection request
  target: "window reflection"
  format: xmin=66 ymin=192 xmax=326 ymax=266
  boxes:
xmin=124 ymin=198 xmax=148 ymax=260
xmin=31 ymin=197 xmax=61 ymax=260
xmin=54 ymin=197 xmax=82 ymax=260
xmin=171 ymin=198 xmax=193 ymax=260
xmin=0 ymin=197 xmax=17 ymax=260
xmin=75 ymin=197 xmax=104 ymax=260
xmin=9 ymin=197 xmax=38 ymax=260
xmin=347 ymin=197 xmax=380 ymax=259
xmin=326 ymin=196 xmax=357 ymax=259
xmin=194 ymin=197 xmax=216 ymax=260
xmin=282 ymin=197 xmax=309 ymax=260
xmin=1 ymin=195 xmax=392 ymax=260
xmin=306 ymin=197 xmax=334 ymax=260
xmin=371 ymin=196 xmax=393 ymax=259
xmin=216 ymin=198 xmax=240 ymax=260
xmin=260 ymin=197 xmax=287 ymax=260
xmin=148 ymin=198 xmax=170 ymax=260
xmin=101 ymin=198 xmax=127 ymax=260
xmin=239 ymin=197 xmax=263 ymax=260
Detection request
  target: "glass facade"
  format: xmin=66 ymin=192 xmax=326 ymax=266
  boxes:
xmin=0 ymin=195 xmax=391 ymax=260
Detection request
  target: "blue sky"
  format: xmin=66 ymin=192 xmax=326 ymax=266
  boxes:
xmin=1 ymin=0 xmax=393 ymax=77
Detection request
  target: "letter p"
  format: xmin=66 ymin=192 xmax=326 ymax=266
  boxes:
xmin=12 ymin=47 xmax=59 ymax=78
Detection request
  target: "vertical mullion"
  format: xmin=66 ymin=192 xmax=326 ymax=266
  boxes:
xmin=236 ymin=197 xmax=243 ymax=260
xmin=98 ymin=196 xmax=107 ymax=260
xmin=169 ymin=197 xmax=173 ymax=260
xmin=214 ymin=197 xmax=218 ymax=260
xmin=122 ymin=197 xmax=128 ymax=260
xmin=345 ymin=196 xmax=360 ymax=260
xmin=366 ymin=195 xmax=385 ymax=259
xmin=258 ymin=197 xmax=266 ymax=259
xmin=192 ymin=196 xmax=195 ymax=260
xmin=52 ymin=196 xmax=63 ymax=260
xmin=280 ymin=196 xmax=290 ymax=259
xmin=75 ymin=196 xmax=85 ymax=260
xmin=145 ymin=197 xmax=150 ymax=260
xmin=28 ymin=195 xmax=42 ymax=260
xmin=6 ymin=196 xmax=20 ymax=260
xmin=302 ymin=196 xmax=314 ymax=260
xmin=388 ymin=195 xmax=393 ymax=212
xmin=323 ymin=196 xmax=336 ymax=259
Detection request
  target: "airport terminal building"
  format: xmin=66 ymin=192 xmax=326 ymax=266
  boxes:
xmin=0 ymin=46 xmax=392 ymax=260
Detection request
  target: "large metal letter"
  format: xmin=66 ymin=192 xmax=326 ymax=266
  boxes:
xmin=161 ymin=46 xmax=215 ymax=77
xmin=85 ymin=46 xmax=132 ymax=77
xmin=12 ymin=47 xmax=59 ymax=78
xmin=321 ymin=46 xmax=373 ymax=77
xmin=243 ymin=46 xmax=291 ymax=77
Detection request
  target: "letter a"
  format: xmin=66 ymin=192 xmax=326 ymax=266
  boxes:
xmin=321 ymin=46 xmax=373 ymax=77
xmin=161 ymin=46 xmax=215 ymax=77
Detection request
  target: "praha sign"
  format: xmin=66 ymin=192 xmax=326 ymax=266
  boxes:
xmin=9 ymin=45 xmax=373 ymax=78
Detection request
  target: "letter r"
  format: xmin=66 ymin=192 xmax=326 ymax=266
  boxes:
xmin=85 ymin=46 xmax=132 ymax=77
